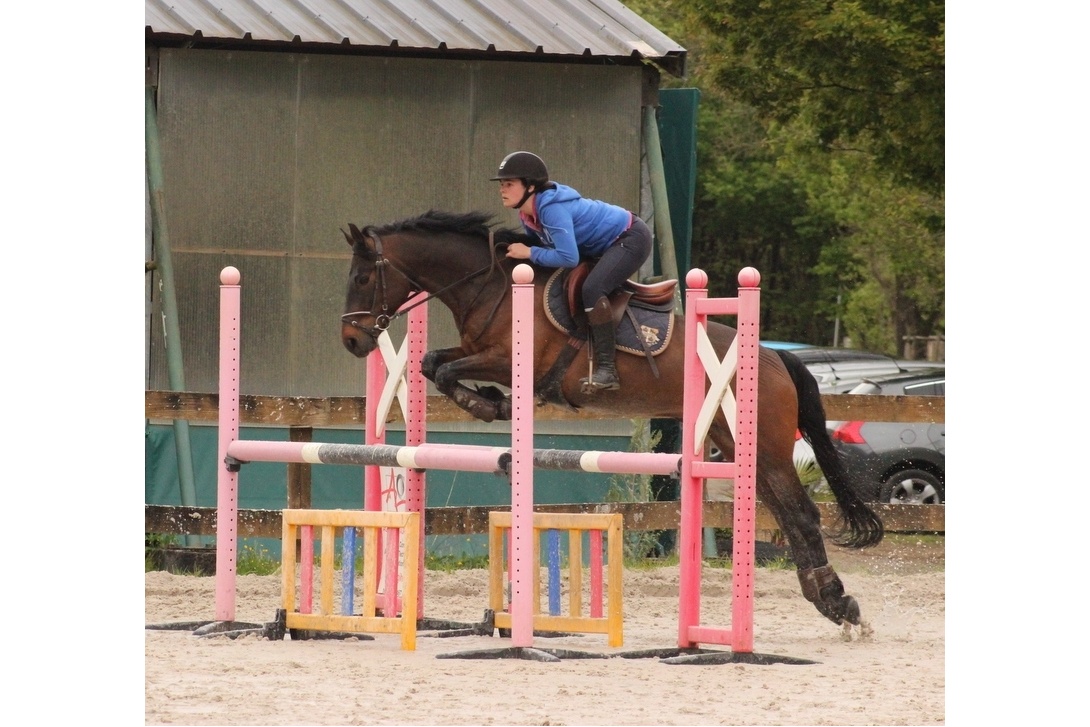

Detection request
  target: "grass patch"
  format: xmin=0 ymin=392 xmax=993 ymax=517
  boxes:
xmin=238 ymin=543 xmax=280 ymax=576
xmin=145 ymin=535 xmax=280 ymax=576
xmin=425 ymin=553 xmax=491 ymax=572
xmin=623 ymin=553 xmax=679 ymax=570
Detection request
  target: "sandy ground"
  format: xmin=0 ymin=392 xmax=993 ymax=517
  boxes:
xmin=145 ymin=537 xmax=944 ymax=726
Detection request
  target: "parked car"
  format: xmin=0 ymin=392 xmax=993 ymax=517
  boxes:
xmin=715 ymin=345 xmax=944 ymax=496
xmin=785 ymin=345 xmax=943 ymax=394
xmin=758 ymin=344 xmax=944 ymax=482
xmin=827 ymin=369 xmax=946 ymax=505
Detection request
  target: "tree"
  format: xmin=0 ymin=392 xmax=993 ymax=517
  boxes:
xmin=797 ymin=145 xmax=945 ymax=353
xmin=628 ymin=0 xmax=944 ymax=351
xmin=686 ymin=0 xmax=944 ymax=194
xmin=688 ymin=95 xmax=845 ymax=343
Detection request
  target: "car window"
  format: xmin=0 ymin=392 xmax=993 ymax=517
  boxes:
xmin=903 ymin=380 xmax=944 ymax=396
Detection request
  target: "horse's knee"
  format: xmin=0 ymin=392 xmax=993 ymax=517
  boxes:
xmin=797 ymin=565 xmax=861 ymax=625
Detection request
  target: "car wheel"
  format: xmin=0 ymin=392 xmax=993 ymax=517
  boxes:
xmin=879 ymin=468 xmax=944 ymax=505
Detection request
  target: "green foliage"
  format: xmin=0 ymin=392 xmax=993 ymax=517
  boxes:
xmin=804 ymin=151 xmax=945 ymax=353
xmin=686 ymin=0 xmax=945 ymax=195
xmin=795 ymin=454 xmax=825 ymax=496
xmin=758 ymin=554 xmax=795 ymax=571
xmin=624 ymin=552 xmax=680 ymax=570
xmin=237 ymin=543 xmax=280 ymax=576
xmin=627 ymin=0 xmax=943 ymax=352
xmin=145 ymin=532 xmax=178 ymax=549
xmin=145 ymin=533 xmax=177 ymax=572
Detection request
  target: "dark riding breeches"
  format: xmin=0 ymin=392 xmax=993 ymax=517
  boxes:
xmin=581 ymin=216 xmax=653 ymax=310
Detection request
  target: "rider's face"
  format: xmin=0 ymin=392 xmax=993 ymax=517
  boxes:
xmin=499 ymin=179 xmax=528 ymax=209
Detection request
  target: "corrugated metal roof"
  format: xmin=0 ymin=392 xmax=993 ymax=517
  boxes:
xmin=145 ymin=0 xmax=686 ymax=76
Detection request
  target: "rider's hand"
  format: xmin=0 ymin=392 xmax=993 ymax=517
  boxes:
xmin=505 ymin=243 xmax=532 ymax=260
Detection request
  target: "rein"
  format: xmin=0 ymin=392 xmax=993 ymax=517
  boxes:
xmin=341 ymin=229 xmax=509 ymax=342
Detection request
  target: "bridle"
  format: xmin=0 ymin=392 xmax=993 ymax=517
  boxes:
xmin=340 ymin=230 xmax=419 ymax=338
xmin=341 ymin=228 xmax=508 ymax=341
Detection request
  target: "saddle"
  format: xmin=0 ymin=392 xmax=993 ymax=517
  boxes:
xmin=535 ymin=263 xmax=678 ymax=410
xmin=564 ymin=262 xmax=677 ymax=327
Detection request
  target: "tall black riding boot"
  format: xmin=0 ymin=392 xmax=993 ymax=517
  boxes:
xmin=581 ymin=297 xmax=620 ymax=393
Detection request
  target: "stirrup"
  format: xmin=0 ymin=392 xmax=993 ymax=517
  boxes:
xmin=580 ymin=368 xmax=620 ymax=393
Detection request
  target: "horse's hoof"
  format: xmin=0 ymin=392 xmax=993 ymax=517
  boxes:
xmin=467 ymin=401 xmax=497 ymax=423
xmin=496 ymin=399 xmax=512 ymax=420
xmin=844 ymin=595 xmax=861 ymax=625
xmin=840 ymin=617 xmax=873 ymax=643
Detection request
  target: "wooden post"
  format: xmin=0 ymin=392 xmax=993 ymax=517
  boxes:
xmin=286 ymin=426 xmax=313 ymax=509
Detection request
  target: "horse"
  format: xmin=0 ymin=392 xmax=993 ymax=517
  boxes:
xmin=339 ymin=209 xmax=884 ymax=630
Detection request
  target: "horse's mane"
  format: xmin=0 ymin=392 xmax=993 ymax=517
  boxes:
xmin=365 ymin=209 xmax=533 ymax=245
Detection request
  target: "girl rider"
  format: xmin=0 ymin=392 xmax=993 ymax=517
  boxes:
xmin=492 ymin=151 xmax=652 ymax=393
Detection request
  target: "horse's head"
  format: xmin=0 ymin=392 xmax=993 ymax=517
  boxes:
xmin=340 ymin=223 xmax=418 ymax=357
xmin=341 ymin=210 xmax=527 ymax=358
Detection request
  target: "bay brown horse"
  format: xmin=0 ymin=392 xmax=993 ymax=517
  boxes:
xmin=340 ymin=210 xmax=883 ymax=630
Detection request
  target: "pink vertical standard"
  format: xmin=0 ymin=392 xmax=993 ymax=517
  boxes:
xmin=509 ymin=264 xmax=536 ymax=647
xmin=215 ymin=266 xmax=242 ymax=621
xmin=590 ymin=529 xmax=603 ymax=619
xmin=299 ymin=525 xmax=314 ymax=613
xmin=406 ymin=303 xmax=428 ymax=615
xmin=677 ymin=267 xmax=761 ymax=653
xmin=677 ymin=269 xmax=707 ymax=646
xmin=730 ymin=267 xmax=762 ymax=651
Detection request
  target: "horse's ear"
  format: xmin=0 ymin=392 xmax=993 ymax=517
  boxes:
xmin=344 ymin=223 xmax=365 ymax=248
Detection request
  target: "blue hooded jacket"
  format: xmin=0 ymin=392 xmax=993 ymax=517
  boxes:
xmin=519 ymin=183 xmax=632 ymax=269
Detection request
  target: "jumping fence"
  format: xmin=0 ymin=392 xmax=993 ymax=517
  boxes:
xmin=145 ymin=393 xmax=946 ymax=538
xmin=203 ymin=263 xmax=768 ymax=654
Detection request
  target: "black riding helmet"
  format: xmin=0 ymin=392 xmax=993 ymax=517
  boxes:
xmin=491 ymin=151 xmax=550 ymax=209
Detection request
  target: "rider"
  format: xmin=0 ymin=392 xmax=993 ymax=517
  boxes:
xmin=492 ymin=151 xmax=652 ymax=393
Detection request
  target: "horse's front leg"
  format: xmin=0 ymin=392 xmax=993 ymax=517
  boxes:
xmin=424 ymin=348 xmax=513 ymax=423
xmin=421 ymin=347 xmax=463 ymax=384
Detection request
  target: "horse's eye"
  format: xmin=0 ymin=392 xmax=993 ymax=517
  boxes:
xmin=354 ymin=273 xmax=370 ymax=286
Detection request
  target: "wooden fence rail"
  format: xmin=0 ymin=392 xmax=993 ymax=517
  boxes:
xmin=145 ymin=390 xmax=945 ymax=537
xmin=146 ymin=500 xmax=943 ymax=539
xmin=145 ymin=390 xmax=944 ymax=427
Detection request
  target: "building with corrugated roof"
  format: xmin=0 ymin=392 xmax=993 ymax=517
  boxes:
xmin=146 ymin=0 xmax=687 ymax=397
xmin=145 ymin=1 xmax=696 ymax=540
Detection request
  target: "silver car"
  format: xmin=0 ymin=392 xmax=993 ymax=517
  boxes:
xmin=827 ymin=369 xmax=946 ymax=504
xmin=787 ymin=345 xmax=944 ymax=394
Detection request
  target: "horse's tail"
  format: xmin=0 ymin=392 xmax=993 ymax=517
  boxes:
xmin=774 ymin=349 xmax=885 ymax=549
